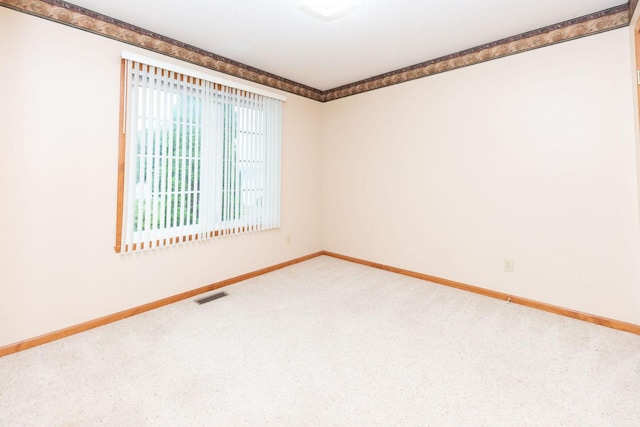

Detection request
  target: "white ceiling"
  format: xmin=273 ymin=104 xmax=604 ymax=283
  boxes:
xmin=67 ymin=0 xmax=624 ymax=91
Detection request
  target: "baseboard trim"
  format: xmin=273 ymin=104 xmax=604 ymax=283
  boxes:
xmin=3 ymin=249 xmax=637 ymax=357
xmin=321 ymin=251 xmax=640 ymax=335
xmin=0 ymin=251 xmax=324 ymax=357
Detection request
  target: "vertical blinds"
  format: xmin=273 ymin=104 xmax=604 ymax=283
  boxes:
xmin=118 ymin=58 xmax=282 ymax=253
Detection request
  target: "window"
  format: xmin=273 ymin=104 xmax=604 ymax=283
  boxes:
xmin=116 ymin=55 xmax=283 ymax=253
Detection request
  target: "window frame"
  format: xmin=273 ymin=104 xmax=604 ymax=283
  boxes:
xmin=115 ymin=55 xmax=284 ymax=253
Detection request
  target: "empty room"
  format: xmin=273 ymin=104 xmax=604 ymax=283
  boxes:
xmin=1 ymin=0 xmax=640 ymax=425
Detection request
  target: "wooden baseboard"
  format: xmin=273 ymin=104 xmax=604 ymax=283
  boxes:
xmin=0 ymin=251 xmax=324 ymax=358
xmin=321 ymin=251 xmax=640 ymax=335
xmin=3 ymin=249 xmax=637 ymax=358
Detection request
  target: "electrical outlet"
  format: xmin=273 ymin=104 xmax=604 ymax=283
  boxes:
xmin=503 ymin=258 xmax=514 ymax=273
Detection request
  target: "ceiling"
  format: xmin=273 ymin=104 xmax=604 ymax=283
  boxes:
xmin=60 ymin=0 xmax=624 ymax=91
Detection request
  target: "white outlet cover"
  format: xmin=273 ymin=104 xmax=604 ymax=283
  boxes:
xmin=503 ymin=258 xmax=514 ymax=272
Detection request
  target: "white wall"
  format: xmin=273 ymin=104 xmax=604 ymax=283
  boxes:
xmin=322 ymin=28 xmax=640 ymax=324
xmin=0 ymin=8 xmax=323 ymax=347
xmin=2 ymin=8 xmax=639 ymax=348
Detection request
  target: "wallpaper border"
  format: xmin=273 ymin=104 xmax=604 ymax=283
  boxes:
xmin=0 ymin=0 xmax=633 ymax=102
xmin=0 ymin=0 xmax=324 ymax=101
xmin=324 ymin=4 xmax=630 ymax=101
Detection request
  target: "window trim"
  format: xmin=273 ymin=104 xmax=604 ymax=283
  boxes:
xmin=115 ymin=58 xmax=127 ymax=253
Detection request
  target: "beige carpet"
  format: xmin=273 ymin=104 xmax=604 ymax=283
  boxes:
xmin=1 ymin=255 xmax=639 ymax=426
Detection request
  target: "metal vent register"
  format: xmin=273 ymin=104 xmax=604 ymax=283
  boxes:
xmin=195 ymin=292 xmax=228 ymax=305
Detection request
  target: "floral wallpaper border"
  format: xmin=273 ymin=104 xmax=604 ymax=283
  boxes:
xmin=1 ymin=0 xmax=325 ymax=101
xmin=0 ymin=0 xmax=634 ymax=102
xmin=324 ymin=5 xmax=630 ymax=101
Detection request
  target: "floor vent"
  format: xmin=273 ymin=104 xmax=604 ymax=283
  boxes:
xmin=195 ymin=292 xmax=228 ymax=305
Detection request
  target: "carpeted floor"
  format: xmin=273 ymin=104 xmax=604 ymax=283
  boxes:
xmin=1 ymin=255 xmax=639 ymax=426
